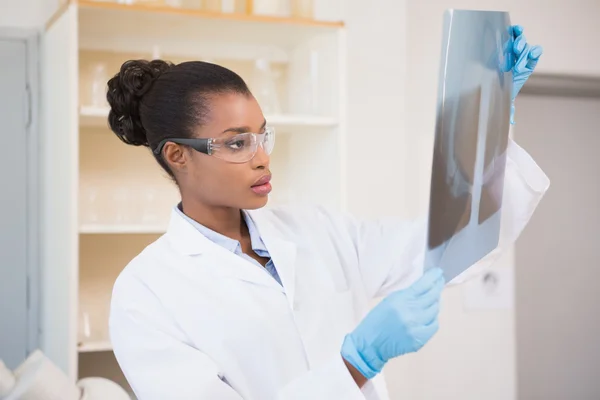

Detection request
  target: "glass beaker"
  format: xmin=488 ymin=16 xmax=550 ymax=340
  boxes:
xmin=287 ymin=46 xmax=320 ymax=115
xmin=140 ymin=187 xmax=161 ymax=225
xmin=292 ymin=0 xmax=312 ymax=18
xmin=250 ymin=58 xmax=281 ymax=114
xmin=89 ymin=63 xmax=108 ymax=107
xmin=253 ymin=0 xmax=290 ymax=16
xmin=80 ymin=184 xmax=102 ymax=225
xmin=110 ymin=187 xmax=132 ymax=224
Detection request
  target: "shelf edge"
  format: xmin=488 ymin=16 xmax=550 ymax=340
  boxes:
xmin=75 ymin=0 xmax=344 ymax=28
xmin=80 ymin=106 xmax=338 ymax=128
xmin=79 ymin=225 xmax=168 ymax=234
xmin=78 ymin=341 xmax=113 ymax=353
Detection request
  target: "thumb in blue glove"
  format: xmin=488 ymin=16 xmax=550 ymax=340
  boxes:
xmin=510 ymin=25 xmax=543 ymax=124
xmin=341 ymin=267 xmax=445 ymax=380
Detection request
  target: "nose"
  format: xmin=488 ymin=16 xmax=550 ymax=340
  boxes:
xmin=251 ymin=142 xmax=270 ymax=170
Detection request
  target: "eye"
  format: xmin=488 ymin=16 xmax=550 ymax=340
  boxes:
xmin=225 ymin=135 xmax=250 ymax=151
xmin=229 ymin=139 xmax=245 ymax=149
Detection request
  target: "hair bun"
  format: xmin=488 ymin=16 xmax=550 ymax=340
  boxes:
xmin=107 ymin=59 xmax=172 ymax=146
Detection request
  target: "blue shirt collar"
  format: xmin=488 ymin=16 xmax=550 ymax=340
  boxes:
xmin=174 ymin=204 xmax=268 ymax=255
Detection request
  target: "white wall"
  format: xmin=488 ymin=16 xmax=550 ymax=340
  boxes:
xmin=0 ymin=0 xmax=58 ymax=29
xmin=344 ymin=0 xmax=409 ymax=219
xmin=0 ymin=0 xmax=45 ymax=28
xmin=346 ymin=0 xmax=600 ymax=399
xmin=515 ymin=95 xmax=600 ymax=399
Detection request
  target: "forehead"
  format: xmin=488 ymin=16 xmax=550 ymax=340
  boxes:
xmin=199 ymin=92 xmax=264 ymax=137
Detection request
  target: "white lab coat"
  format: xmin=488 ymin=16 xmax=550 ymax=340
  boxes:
xmin=109 ymin=139 xmax=549 ymax=400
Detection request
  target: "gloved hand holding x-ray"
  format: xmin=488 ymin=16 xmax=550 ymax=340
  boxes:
xmin=341 ymin=268 xmax=445 ymax=379
xmin=511 ymin=24 xmax=543 ymax=123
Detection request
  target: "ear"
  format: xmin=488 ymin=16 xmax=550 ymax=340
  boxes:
xmin=162 ymin=142 xmax=190 ymax=174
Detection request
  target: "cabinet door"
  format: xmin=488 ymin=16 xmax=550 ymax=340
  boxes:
xmin=0 ymin=36 xmax=32 ymax=370
xmin=40 ymin=4 xmax=79 ymax=380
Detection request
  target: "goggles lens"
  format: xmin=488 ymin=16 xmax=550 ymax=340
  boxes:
xmin=210 ymin=126 xmax=275 ymax=163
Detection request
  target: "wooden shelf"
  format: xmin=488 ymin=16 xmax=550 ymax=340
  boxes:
xmin=76 ymin=0 xmax=344 ymax=28
xmin=266 ymin=114 xmax=339 ymax=128
xmin=80 ymin=106 xmax=338 ymax=130
xmin=78 ymin=340 xmax=113 ymax=353
xmin=79 ymin=223 xmax=168 ymax=234
xmin=77 ymin=0 xmax=343 ymax=60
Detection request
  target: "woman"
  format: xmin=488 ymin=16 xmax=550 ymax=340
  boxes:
xmin=108 ymin=26 xmax=547 ymax=399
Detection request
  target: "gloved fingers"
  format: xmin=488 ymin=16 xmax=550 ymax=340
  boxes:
xmin=414 ymin=274 xmax=445 ymax=304
xmin=412 ymin=275 xmax=444 ymax=310
xmin=414 ymin=319 xmax=440 ymax=343
xmin=526 ymin=45 xmax=543 ymax=70
xmin=515 ymin=43 xmax=541 ymax=74
xmin=513 ymin=33 xmax=527 ymax=58
xmin=514 ymin=43 xmax=532 ymax=74
xmin=502 ymin=26 xmax=521 ymax=55
xmin=409 ymin=267 xmax=444 ymax=296
xmin=417 ymin=300 xmax=440 ymax=326
xmin=510 ymin=24 xmax=524 ymax=39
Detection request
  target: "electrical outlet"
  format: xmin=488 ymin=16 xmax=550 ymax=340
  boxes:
xmin=463 ymin=264 xmax=514 ymax=310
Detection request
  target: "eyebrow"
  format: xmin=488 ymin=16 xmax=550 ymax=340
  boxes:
xmin=221 ymin=119 xmax=267 ymax=135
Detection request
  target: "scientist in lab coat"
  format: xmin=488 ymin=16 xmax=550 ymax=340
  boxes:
xmin=108 ymin=26 xmax=547 ymax=400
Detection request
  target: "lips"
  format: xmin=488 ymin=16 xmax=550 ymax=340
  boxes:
xmin=250 ymin=174 xmax=272 ymax=196
xmin=252 ymin=174 xmax=272 ymax=187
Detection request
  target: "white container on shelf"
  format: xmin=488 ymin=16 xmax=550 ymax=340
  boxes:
xmin=221 ymin=0 xmax=235 ymax=13
xmin=164 ymin=0 xmax=183 ymax=6
xmin=79 ymin=185 xmax=102 ymax=225
xmin=286 ymin=46 xmax=320 ymax=115
xmin=165 ymin=0 xmax=203 ymax=9
xmin=139 ymin=187 xmax=162 ymax=225
xmin=109 ymin=187 xmax=134 ymax=224
xmin=250 ymin=58 xmax=281 ymax=114
xmin=88 ymin=63 xmax=108 ymax=108
xmin=202 ymin=0 xmax=220 ymax=11
xmin=253 ymin=0 xmax=290 ymax=17
xmin=292 ymin=0 xmax=312 ymax=18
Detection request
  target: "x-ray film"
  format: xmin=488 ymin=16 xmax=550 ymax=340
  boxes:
xmin=425 ymin=10 xmax=515 ymax=282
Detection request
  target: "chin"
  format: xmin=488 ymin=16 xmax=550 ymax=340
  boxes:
xmin=243 ymin=195 xmax=269 ymax=210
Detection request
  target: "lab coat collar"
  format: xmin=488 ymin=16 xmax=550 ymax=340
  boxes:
xmin=165 ymin=207 xmax=297 ymax=304
xmin=165 ymin=207 xmax=213 ymax=256
xmin=246 ymin=209 xmax=297 ymax=308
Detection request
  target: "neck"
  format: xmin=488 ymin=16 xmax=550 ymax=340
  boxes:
xmin=180 ymin=197 xmax=247 ymax=242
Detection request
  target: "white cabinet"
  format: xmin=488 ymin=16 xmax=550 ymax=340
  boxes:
xmin=0 ymin=28 xmax=40 ymax=371
xmin=41 ymin=0 xmax=346 ymax=390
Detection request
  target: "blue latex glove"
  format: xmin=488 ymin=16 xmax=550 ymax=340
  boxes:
xmin=341 ymin=268 xmax=445 ymax=379
xmin=510 ymin=25 xmax=543 ymax=124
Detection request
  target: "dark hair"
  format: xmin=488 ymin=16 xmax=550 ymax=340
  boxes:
xmin=106 ymin=59 xmax=251 ymax=178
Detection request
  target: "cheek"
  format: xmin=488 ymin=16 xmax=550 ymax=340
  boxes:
xmin=190 ymin=157 xmax=250 ymax=195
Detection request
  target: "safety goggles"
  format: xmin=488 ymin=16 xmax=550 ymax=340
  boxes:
xmin=153 ymin=126 xmax=275 ymax=164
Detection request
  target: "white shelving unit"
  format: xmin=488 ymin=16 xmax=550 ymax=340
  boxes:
xmin=40 ymin=0 xmax=347 ymax=392
xmin=79 ymin=224 xmax=168 ymax=234
xmin=78 ymin=340 xmax=113 ymax=353
xmin=79 ymin=105 xmax=339 ymax=129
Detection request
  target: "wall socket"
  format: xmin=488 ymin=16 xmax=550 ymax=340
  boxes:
xmin=463 ymin=263 xmax=514 ymax=311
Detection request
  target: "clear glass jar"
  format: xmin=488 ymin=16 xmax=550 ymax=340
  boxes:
xmin=292 ymin=0 xmax=312 ymax=18
xmin=253 ymin=0 xmax=291 ymax=17
xmin=250 ymin=58 xmax=281 ymax=114
xmin=89 ymin=63 xmax=108 ymax=107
